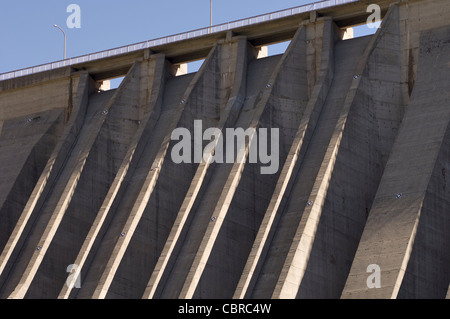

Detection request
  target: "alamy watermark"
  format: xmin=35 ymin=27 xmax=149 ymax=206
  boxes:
xmin=366 ymin=264 xmax=381 ymax=289
xmin=66 ymin=4 xmax=81 ymax=29
xmin=367 ymin=4 xmax=381 ymax=29
xmin=171 ymin=120 xmax=280 ymax=175
xmin=66 ymin=264 xmax=81 ymax=289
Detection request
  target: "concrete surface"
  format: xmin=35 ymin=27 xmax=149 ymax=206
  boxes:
xmin=0 ymin=0 xmax=449 ymax=299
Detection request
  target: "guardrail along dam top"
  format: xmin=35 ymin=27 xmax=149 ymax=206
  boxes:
xmin=0 ymin=0 xmax=358 ymax=82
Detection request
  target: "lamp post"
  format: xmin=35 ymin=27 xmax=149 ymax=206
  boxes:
xmin=53 ymin=24 xmax=66 ymax=60
xmin=210 ymin=0 xmax=212 ymax=27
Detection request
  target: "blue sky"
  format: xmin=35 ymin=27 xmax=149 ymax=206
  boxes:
xmin=0 ymin=0 xmax=377 ymax=80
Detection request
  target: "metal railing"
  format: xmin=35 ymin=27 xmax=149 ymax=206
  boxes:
xmin=0 ymin=0 xmax=358 ymax=82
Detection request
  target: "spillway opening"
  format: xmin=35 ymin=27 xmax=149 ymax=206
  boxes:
xmin=174 ymin=59 xmax=206 ymax=76
xmin=257 ymin=40 xmax=291 ymax=59
xmin=353 ymin=21 xmax=382 ymax=37
xmin=97 ymin=75 xmax=125 ymax=91
xmin=343 ymin=20 xmax=383 ymax=40
xmin=109 ymin=76 xmax=125 ymax=89
xmin=187 ymin=59 xmax=205 ymax=73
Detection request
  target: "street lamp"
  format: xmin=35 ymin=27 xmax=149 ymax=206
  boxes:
xmin=53 ymin=24 xmax=66 ymax=60
xmin=210 ymin=0 xmax=212 ymax=27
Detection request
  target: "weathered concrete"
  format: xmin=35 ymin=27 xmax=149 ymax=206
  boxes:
xmin=58 ymin=55 xmax=168 ymax=299
xmin=234 ymin=17 xmax=338 ymax=299
xmin=342 ymin=23 xmax=450 ymax=299
xmin=0 ymin=0 xmax=449 ymax=299
xmin=143 ymin=36 xmax=253 ymax=299
xmin=0 ymin=72 xmax=90 ymax=296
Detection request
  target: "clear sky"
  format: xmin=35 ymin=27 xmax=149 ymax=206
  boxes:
xmin=0 ymin=0 xmax=377 ymax=81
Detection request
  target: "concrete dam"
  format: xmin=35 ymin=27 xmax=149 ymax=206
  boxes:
xmin=0 ymin=0 xmax=449 ymax=299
